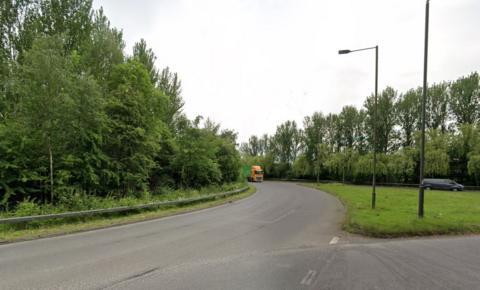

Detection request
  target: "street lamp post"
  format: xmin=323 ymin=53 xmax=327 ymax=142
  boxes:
xmin=418 ymin=0 xmax=430 ymax=218
xmin=339 ymin=45 xmax=379 ymax=209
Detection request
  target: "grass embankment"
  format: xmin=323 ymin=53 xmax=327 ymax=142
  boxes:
xmin=0 ymin=184 xmax=255 ymax=243
xmin=306 ymin=183 xmax=480 ymax=238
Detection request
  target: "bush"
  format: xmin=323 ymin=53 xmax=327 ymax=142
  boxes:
xmin=15 ymin=199 xmax=42 ymax=216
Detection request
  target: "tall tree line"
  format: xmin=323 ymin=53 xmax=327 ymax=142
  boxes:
xmin=0 ymin=1 xmax=240 ymax=209
xmin=241 ymin=72 xmax=480 ymax=184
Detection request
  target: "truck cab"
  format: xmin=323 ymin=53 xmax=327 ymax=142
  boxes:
xmin=248 ymin=165 xmax=264 ymax=182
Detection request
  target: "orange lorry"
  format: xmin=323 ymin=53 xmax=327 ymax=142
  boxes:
xmin=247 ymin=165 xmax=264 ymax=182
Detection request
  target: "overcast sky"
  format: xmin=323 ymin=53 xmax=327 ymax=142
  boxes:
xmin=92 ymin=0 xmax=480 ymax=143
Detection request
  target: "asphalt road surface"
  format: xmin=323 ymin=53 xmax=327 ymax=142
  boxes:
xmin=1 ymin=181 xmax=480 ymax=289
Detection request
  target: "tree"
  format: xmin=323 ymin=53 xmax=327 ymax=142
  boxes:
xmin=220 ymin=129 xmax=238 ymax=145
xmin=240 ymin=136 xmax=258 ymax=156
xmin=354 ymin=109 xmax=368 ymax=153
xmin=60 ymin=72 xmax=108 ymax=195
xmin=449 ymin=124 xmax=479 ymax=182
xmin=338 ymin=105 xmax=358 ymax=148
xmin=396 ymin=88 xmax=420 ymax=147
xmin=172 ymin=124 xmax=221 ymax=187
xmin=386 ymin=148 xmax=416 ymax=183
xmin=202 ymin=118 xmax=240 ymax=182
xmin=449 ymin=72 xmax=480 ymax=126
xmin=216 ymin=137 xmax=241 ymax=183
xmin=36 ymin=0 xmax=93 ymax=53
xmin=1 ymin=0 xmax=40 ymax=120
xmin=423 ymin=129 xmax=450 ymax=177
xmin=0 ymin=1 xmax=245 ymax=211
xmin=365 ymin=87 xmax=398 ymax=153
xmin=427 ymin=82 xmax=449 ymax=132
xmin=246 ymin=135 xmax=262 ymax=156
xmin=0 ymin=121 xmax=45 ymax=209
xmin=324 ymin=113 xmax=341 ymax=152
xmin=133 ymin=38 xmax=159 ymax=85
xmin=159 ymin=67 xmax=184 ymax=126
xmin=148 ymin=125 xmax=176 ymax=190
xmin=353 ymin=153 xmax=388 ymax=181
xmin=271 ymin=120 xmax=302 ymax=164
xmin=0 ymin=0 xmax=41 ymax=62
xmin=18 ymin=36 xmax=75 ymax=202
xmin=80 ymin=8 xmax=124 ymax=89
xmin=325 ymin=149 xmax=356 ymax=183
xmin=303 ymin=112 xmax=328 ymax=180
xmin=303 ymin=113 xmax=325 ymax=155
xmin=259 ymin=134 xmax=270 ymax=155
xmin=103 ymin=60 xmax=162 ymax=195
xmin=292 ymin=154 xmax=310 ymax=178
xmin=468 ymin=155 xmax=480 ymax=185
xmin=312 ymin=143 xmax=329 ymax=182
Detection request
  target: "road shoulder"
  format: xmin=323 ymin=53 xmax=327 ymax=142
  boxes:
xmin=0 ymin=186 xmax=257 ymax=244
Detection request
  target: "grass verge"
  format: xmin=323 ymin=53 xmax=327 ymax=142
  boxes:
xmin=0 ymin=185 xmax=256 ymax=243
xmin=304 ymin=183 xmax=480 ymax=238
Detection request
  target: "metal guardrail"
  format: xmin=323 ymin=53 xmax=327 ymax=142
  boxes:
xmin=0 ymin=186 xmax=249 ymax=225
xmin=265 ymin=178 xmax=480 ymax=191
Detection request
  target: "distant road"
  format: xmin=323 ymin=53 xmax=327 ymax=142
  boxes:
xmin=1 ymin=182 xmax=480 ymax=289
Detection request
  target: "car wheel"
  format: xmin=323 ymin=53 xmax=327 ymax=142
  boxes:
xmin=425 ymin=187 xmax=431 ymax=190
xmin=452 ymin=188 xmax=458 ymax=192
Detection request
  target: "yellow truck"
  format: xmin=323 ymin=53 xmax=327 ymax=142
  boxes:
xmin=247 ymin=165 xmax=263 ymax=182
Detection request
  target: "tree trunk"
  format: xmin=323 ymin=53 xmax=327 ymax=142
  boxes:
xmin=49 ymin=141 xmax=54 ymax=203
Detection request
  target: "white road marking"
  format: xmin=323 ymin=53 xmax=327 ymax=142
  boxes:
xmin=269 ymin=209 xmax=296 ymax=223
xmin=300 ymin=269 xmax=317 ymax=285
xmin=329 ymin=236 xmax=340 ymax=245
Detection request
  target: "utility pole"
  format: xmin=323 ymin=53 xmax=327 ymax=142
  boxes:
xmin=339 ymin=45 xmax=379 ymax=209
xmin=372 ymin=45 xmax=378 ymax=209
xmin=418 ymin=0 xmax=430 ymax=218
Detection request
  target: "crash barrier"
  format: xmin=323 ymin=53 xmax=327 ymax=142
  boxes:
xmin=0 ymin=186 xmax=249 ymax=224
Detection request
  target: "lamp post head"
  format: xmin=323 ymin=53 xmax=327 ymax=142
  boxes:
xmin=338 ymin=49 xmax=351 ymax=55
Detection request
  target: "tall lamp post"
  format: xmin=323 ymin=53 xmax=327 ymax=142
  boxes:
xmin=339 ymin=45 xmax=378 ymax=209
xmin=418 ymin=0 xmax=430 ymax=218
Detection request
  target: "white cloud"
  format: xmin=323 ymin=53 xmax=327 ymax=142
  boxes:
xmin=93 ymin=0 xmax=480 ymax=143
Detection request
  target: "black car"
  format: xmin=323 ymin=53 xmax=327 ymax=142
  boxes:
xmin=422 ymin=179 xmax=464 ymax=191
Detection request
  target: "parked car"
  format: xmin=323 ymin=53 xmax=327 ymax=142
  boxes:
xmin=422 ymin=179 xmax=464 ymax=191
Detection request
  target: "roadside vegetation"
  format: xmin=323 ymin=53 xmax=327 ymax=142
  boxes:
xmin=0 ymin=184 xmax=255 ymax=243
xmin=0 ymin=1 xmax=243 ymax=218
xmin=241 ymin=73 xmax=480 ymax=186
xmin=307 ymin=183 xmax=480 ymax=237
xmin=0 ymin=182 xmax=246 ymax=219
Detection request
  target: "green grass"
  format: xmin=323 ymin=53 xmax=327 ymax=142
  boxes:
xmin=0 ymin=185 xmax=256 ymax=243
xmin=305 ymin=183 xmax=480 ymax=238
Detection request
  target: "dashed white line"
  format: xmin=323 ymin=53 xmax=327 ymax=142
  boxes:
xmin=300 ymin=269 xmax=317 ymax=285
xmin=329 ymin=236 xmax=340 ymax=245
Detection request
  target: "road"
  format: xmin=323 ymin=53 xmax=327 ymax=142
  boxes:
xmin=1 ymin=182 xmax=480 ymax=289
